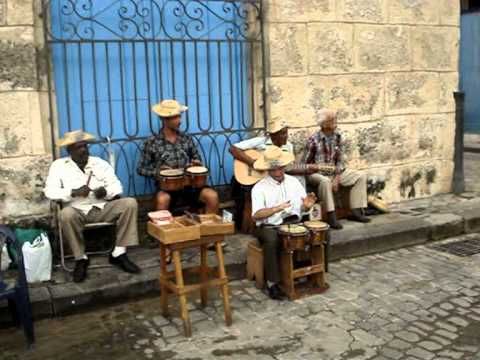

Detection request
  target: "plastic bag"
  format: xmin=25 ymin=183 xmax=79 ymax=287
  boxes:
xmin=1 ymin=243 xmax=11 ymax=271
xmin=22 ymin=232 xmax=52 ymax=283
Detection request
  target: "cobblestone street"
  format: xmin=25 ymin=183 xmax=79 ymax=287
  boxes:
xmin=2 ymin=234 xmax=480 ymax=360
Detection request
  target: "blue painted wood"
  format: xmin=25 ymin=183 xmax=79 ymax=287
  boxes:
xmin=48 ymin=0 xmax=253 ymax=195
xmin=460 ymin=13 xmax=480 ymax=134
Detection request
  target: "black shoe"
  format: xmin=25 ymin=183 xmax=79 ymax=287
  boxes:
xmin=73 ymin=258 xmax=89 ymax=283
xmin=348 ymin=208 xmax=371 ymax=223
xmin=267 ymin=284 xmax=284 ymax=300
xmin=327 ymin=211 xmax=343 ymax=230
xmin=109 ymin=253 xmax=141 ymax=274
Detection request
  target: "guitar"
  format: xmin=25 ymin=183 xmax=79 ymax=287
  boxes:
xmin=233 ymin=149 xmax=338 ymax=185
xmin=234 ymin=149 xmax=265 ymax=185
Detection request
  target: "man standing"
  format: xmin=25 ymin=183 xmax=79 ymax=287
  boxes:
xmin=252 ymin=146 xmax=317 ymax=300
xmin=44 ymin=130 xmax=140 ymax=283
xmin=137 ymin=99 xmax=219 ymax=214
xmin=304 ymin=109 xmax=370 ymax=230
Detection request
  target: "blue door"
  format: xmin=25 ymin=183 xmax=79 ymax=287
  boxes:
xmin=46 ymin=0 xmax=264 ymax=195
xmin=460 ymin=12 xmax=480 ymax=133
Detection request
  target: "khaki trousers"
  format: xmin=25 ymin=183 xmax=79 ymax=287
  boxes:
xmin=307 ymin=169 xmax=367 ymax=213
xmin=60 ymin=198 xmax=139 ymax=260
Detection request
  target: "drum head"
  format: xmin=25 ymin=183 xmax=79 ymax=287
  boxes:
xmin=159 ymin=169 xmax=184 ymax=177
xmin=186 ymin=166 xmax=208 ymax=174
xmin=279 ymin=224 xmax=307 ymax=235
xmin=304 ymin=221 xmax=329 ymax=230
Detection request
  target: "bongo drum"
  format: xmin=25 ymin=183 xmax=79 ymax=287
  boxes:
xmin=158 ymin=169 xmax=185 ymax=192
xmin=185 ymin=166 xmax=209 ymax=188
xmin=304 ymin=221 xmax=329 ymax=246
xmin=278 ymin=224 xmax=308 ymax=252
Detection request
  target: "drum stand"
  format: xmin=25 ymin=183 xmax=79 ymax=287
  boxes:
xmin=279 ymin=243 xmax=329 ymax=300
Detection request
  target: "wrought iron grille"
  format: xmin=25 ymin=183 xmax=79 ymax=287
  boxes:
xmin=41 ymin=0 xmax=266 ymax=196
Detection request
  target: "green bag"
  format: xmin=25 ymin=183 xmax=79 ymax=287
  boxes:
xmin=9 ymin=228 xmax=45 ymax=265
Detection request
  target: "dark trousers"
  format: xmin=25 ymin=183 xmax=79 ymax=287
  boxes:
xmin=255 ymin=226 xmax=282 ymax=284
xmin=230 ymin=176 xmax=253 ymax=230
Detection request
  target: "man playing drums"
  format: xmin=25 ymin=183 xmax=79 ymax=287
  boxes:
xmin=252 ymin=146 xmax=317 ymax=300
xmin=137 ymin=99 xmax=219 ymax=214
xmin=44 ymin=130 xmax=140 ymax=283
xmin=304 ymin=109 xmax=370 ymax=230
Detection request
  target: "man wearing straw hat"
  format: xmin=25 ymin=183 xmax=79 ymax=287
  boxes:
xmin=304 ymin=109 xmax=370 ymax=230
xmin=251 ymin=146 xmax=317 ymax=300
xmin=137 ymin=99 xmax=219 ymax=213
xmin=44 ymin=130 xmax=140 ymax=283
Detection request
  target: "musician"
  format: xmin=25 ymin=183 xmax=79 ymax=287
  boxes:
xmin=44 ymin=130 xmax=140 ymax=283
xmin=230 ymin=120 xmax=317 ymax=229
xmin=137 ymin=99 xmax=219 ymax=214
xmin=252 ymin=146 xmax=317 ymax=300
xmin=304 ymin=109 xmax=370 ymax=230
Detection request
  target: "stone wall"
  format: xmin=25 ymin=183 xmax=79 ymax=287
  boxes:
xmin=0 ymin=0 xmax=52 ymax=224
xmin=265 ymin=0 xmax=460 ymax=203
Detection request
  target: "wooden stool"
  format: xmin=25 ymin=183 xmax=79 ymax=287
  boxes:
xmin=246 ymin=240 xmax=264 ymax=289
xmin=280 ymin=243 xmax=328 ymax=300
xmin=152 ymin=233 xmax=232 ymax=337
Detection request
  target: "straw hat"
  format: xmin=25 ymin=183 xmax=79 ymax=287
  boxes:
xmin=267 ymin=119 xmax=288 ymax=134
xmin=152 ymin=99 xmax=188 ymax=118
xmin=57 ymin=130 xmax=95 ymax=147
xmin=253 ymin=146 xmax=295 ymax=171
xmin=367 ymin=195 xmax=390 ymax=213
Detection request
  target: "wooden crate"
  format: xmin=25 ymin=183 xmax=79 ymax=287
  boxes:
xmin=147 ymin=217 xmax=200 ymax=244
xmin=197 ymin=214 xmax=235 ymax=236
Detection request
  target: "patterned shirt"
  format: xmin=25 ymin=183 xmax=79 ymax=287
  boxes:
xmin=137 ymin=131 xmax=201 ymax=178
xmin=303 ymin=130 xmax=345 ymax=175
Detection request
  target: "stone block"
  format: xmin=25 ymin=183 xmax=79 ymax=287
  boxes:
xmin=354 ymin=25 xmax=410 ymax=71
xmin=412 ymin=27 xmax=459 ymax=71
xmin=336 ymin=0 xmax=387 ymax=23
xmin=413 ymin=114 xmax=455 ymax=161
xmin=385 ymin=72 xmax=440 ymax=115
xmin=7 ymin=0 xmax=34 ymax=25
xmin=424 ymin=213 xmax=464 ymax=241
xmin=439 ymin=72 xmax=459 ymax=113
xmin=0 ymin=26 xmax=37 ymax=91
xmin=268 ymin=76 xmax=316 ymax=128
xmin=440 ymin=1 xmax=460 ymax=26
xmin=309 ymin=74 xmax=384 ymax=123
xmin=0 ymin=155 xmax=51 ymax=219
xmin=268 ymin=0 xmax=335 ymax=23
xmin=268 ymin=23 xmax=307 ymax=76
xmin=307 ymin=23 xmax=353 ymax=74
xmin=388 ymin=0 xmax=439 ymax=25
xmin=0 ymin=0 xmax=5 ymax=25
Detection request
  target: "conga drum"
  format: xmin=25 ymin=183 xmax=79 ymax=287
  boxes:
xmin=278 ymin=224 xmax=308 ymax=252
xmin=185 ymin=166 xmax=209 ymax=188
xmin=158 ymin=169 xmax=185 ymax=192
xmin=303 ymin=221 xmax=329 ymax=246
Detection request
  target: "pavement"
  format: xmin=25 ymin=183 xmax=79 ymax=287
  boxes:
xmin=2 ymin=234 xmax=480 ymax=360
xmin=1 ymin=151 xmax=480 ymax=323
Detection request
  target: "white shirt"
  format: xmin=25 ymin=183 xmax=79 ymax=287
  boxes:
xmin=234 ymin=136 xmax=294 ymax=153
xmin=44 ymin=156 xmax=123 ymax=214
xmin=251 ymin=174 xmax=307 ymax=226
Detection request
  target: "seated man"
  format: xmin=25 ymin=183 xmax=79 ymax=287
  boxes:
xmin=230 ymin=120 xmax=318 ymax=228
xmin=252 ymin=146 xmax=317 ymax=300
xmin=304 ymin=109 xmax=370 ymax=230
xmin=137 ymin=99 xmax=219 ymax=214
xmin=44 ymin=130 xmax=140 ymax=283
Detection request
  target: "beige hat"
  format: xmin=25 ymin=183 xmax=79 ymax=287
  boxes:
xmin=253 ymin=145 xmax=295 ymax=171
xmin=267 ymin=119 xmax=288 ymax=134
xmin=152 ymin=99 xmax=188 ymax=118
xmin=57 ymin=130 xmax=95 ymax=147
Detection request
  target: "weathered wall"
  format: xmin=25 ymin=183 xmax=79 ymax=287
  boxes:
xmin=0 ymin=0 xmax=52 ymax=224
xmin=265 ymin=0 xmax=460 ymax=203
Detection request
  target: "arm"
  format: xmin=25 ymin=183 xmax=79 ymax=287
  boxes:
xmin=137 ymin=140 xmax=159 ymax=178
xmin=229 ymin=145 xmax=256 ymax=167
xmin=253 ymin=203 xmax=290 ymax=221
xmin=335 ymin=133 xmax=344 ymax=175
xmin=96 ymin=159 xmax=123 ymax=200
xmin=188 ymin=136 xmax=202 ymax=164
xmin=303 ymin=136 xmax=317 ymax=165
xmin=44 ymin=161 xmax=73 ymax=203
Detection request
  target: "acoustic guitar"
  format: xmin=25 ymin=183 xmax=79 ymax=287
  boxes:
xmin=234 ymin=149 xmax=337 ymax=186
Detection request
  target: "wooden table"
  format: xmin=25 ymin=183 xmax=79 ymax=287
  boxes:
xmin=148 ymin=221 xmax=232 ymax=337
